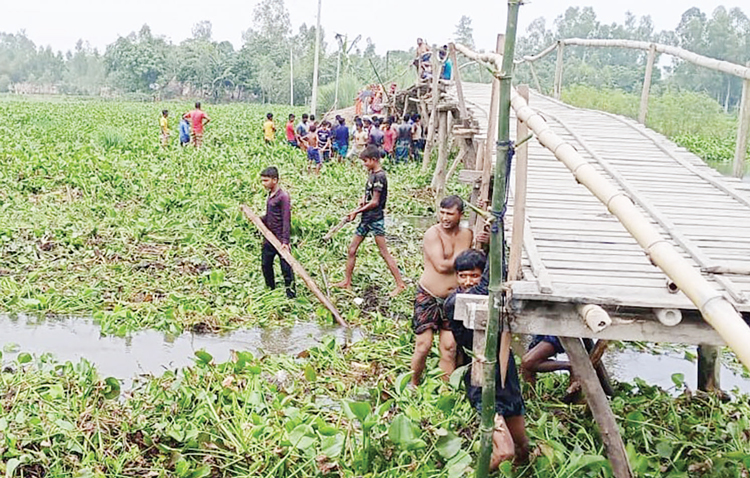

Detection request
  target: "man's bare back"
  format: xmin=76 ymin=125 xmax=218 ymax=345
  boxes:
xmin=419 ymin=223 xmax=473 ymax=298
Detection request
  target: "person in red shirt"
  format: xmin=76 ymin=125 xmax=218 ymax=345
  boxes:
xmin=183 ymin=102 xmax=211 ymax=148
xmin=383 ymin=116 xmax=397 ymax=160
xmin=285 ymin=114 xmax=298 ymax=148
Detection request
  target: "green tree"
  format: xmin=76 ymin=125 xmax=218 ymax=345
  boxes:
xmin=104 ymin=25 xmax=171 ymax=92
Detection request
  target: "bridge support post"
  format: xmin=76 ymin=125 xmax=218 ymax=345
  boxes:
xmin=734 ymin=71 xmax=750 ymax=178
xmin=509 ymin=84 xmax=530 ymax=280
xmin=638 ymin=44 xmax=657 ymax=125
xmin=697 ymin=345 xmax=721 ymax=392
xmin=560 ymin=337 xmax=634 ymax=478
xmin=528 ymin=61 xmax=543 ymax=95
xmin=432 ymin=112 xmax=449 ymax=202
xmin=554 ymin=41 xmax=564 ymax=100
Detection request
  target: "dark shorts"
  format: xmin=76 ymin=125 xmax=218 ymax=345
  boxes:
xmin=528 ymin=335 xmax=565 ymax=355
xmin=466 ymin=354 xmax=525 ymax=417
xmin=307 ymin=148 xmax=321 ymax=164
xmin=355 ymin=218 xmax=385 ymax=237
xmin=412 ymin=284 xmax=450 ymax=335
xmin=288 ymin=140 xmax=298 ymax=148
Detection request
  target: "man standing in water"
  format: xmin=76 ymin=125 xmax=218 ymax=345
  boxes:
xmin=410 ymin=195 xmax=475 ymax=386
xmin=260 ymin=167 xmax=296 ymax=299
xmin=184 ymin=102 xmax=210 ymax=148
xmin=334 ymin=145 xmax=406 ymax=297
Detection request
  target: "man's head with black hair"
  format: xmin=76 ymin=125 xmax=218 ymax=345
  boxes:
xmin=266 ymin=112 xmax=273 ymax=120
xmin=438 ymin=195 xmax=464 ymax=231
xmin=302 ymin=113 xmax=309 ymax=121
xmin=360 ymin=145 xmax=382 ymax=171
xmin=289 ymin=113 xmax=295 ymax=121
xmin=260 ymin=166 xmax=279 ymax=191
xmin=454 ymin=249 xmax=486 ymax=289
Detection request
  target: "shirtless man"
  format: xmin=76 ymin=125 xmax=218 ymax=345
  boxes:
xmin=410 ymin=195 xmax=474 ymax=386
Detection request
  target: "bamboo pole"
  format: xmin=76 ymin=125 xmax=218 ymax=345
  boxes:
xmin=560 ymin=337 xmax=634 ymax=478
xmin=638 ymin=44 xmax=657 ymax=125
xmin=432 ymin=112 xmax=449 ymax=201
xmin=517 ymin=38 xmax=750 ymax=81
xmin=528 ymin=61 xmax=543 ymax=94
xmin=323 ymin=217 xmax=350 ymax=241
xmin=508 ymin=84 xmax=529 ymax=281
xmin=241 ymin=206 xmax=348 ymax=328
xmin=476 ymin=2 xmax=520 ymax=475
xmin=310 ymin=0 xmax=322 ymax=116
xmin=508 ymin=89 xmax=750 ymax=371
xmin=554 ymin=41 xmax=564 ymax=100
xmin=422 ymin=55 xmax=444 ymax=172
xmin=449 ymin=43 xmax=468 ymax=124
xmin=734 ymin=72 xmax=750 ymax=178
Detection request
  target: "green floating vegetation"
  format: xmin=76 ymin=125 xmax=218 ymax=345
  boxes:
xmin=0 ymin=99 xmax=437 ymax=334
xmin=1 ymin=330 xmax=750 ymax=477
xmin=562 ymin=85 xmax=741 ymax=164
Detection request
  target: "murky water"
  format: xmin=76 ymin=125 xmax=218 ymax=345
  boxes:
xmin=708 ymin=160 xmax=750 ymax=183
xmin=0 ymin=314 xmax=363 ymax=387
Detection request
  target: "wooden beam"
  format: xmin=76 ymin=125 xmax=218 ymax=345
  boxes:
xmin=432 ymin=112 xmax=449 ymax=201
xmin=509 ymin=84 xmax=530 ymax=281
xmin=734 ymin=70 xmax=750 ymax=178
xmin=523 ymin=218 xmax=553 ymax=293
xmin=421 ymin=55 xmax=444 ymax=172
xmin=241 ymin=205 xmax=348 ymax=327
xmin=554 ymin=42 xmax=564 ymax=100
xmin=697 ymin=345 xmax=721 ymax=392
xmin=453 ymin=294 xmax=727 ymax=346
xmin=638 ymin=44 xmax=657 ymax=124
xmin=559 ymin=337 xmax=634 ymax=478
xmin=528 ymin=61 xmax=544 ymax=95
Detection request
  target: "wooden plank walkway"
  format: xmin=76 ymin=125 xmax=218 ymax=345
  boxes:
xmin=454 ymin=83 xmax=750 ymax=316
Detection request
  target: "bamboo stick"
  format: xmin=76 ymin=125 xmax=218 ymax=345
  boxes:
xmin=323 ymin=217 xmax=350 ymax=241
xmin=508 ymin=85 xmax=529 ymax=281
xmin=422 ymin=55 xmax=444 ymax=172
xmin=241 ymin=205 xmax=348 ymax=327
xmin=638 ymin=44 xmax=657 ymax=125
xmin=449 ymin=43 xmax=468 ymax=124
xmin=528 ymin=61 xmax=543 ymax=94
xmin=477 ymin=4 xmax=518 ymax=474
xmin=554 ymin=41 xmax=564 ymax=100
xmin=734 ymin=73 xmax=750 ymax=178
xmin=432 ymin=112 xmax=449 ymax=201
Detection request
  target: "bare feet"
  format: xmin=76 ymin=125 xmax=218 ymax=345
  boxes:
xmin=389 ymin=283 xmax=407 ymax=297
xmin=332 ymin=281 xmax=351 ymax=290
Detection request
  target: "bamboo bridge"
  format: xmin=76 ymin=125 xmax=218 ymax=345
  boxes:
xmin=411 ymin=39 xmax=750 ymax=477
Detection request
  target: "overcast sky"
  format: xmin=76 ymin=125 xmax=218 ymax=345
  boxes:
xmin=2 ymin=1 xmax=746 ymax=55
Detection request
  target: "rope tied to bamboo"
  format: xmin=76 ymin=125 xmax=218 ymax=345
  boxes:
xmin=489 ymin=140 xmax=515 ymax=234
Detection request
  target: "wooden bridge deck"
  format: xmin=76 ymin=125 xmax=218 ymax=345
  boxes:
xmin=454 ymin=83 xmax=750 ymax=343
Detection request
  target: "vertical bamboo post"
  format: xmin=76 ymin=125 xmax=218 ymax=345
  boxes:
xmin=422 ymin=54 xmax=444 ymax=172
xmin=560 ymin=337 xmax=634 ymax=478
xmin=310 ymin=0 xmax=322 ymax=115
xmin=697 ymin=345 xmax=721 ymax=391
xmin=638 ymin=44 xmax=657 ymax=125
xmin=554 ymin=41 xmax=564 ymax=100
xmin=449 ymin=43 xmax=468 ymax=124
xmin=733 ymin=68 xmax=750 ymax=178
xmin=468 ymin=139 xmax=485 ymax=228
xmin=528 ymin=61 xmax=543 ymax=94
xmin=432 ymin=112 xmax=449 ymax=202
xmin=508 ymin=85 xmax=529 ymax=281
xmin=476 ymin=2 xmax=520 ymax=475
xmin=479 ymin=34 xmax=505 ymax=200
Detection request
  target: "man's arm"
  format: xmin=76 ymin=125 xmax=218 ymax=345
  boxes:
xmin=348 ymin=190 xmax=380 ymax=221
xmin=203 ymin=115 xmax=211 ymax=126
xmin=423 ymin=228 xmax=455 ymax=274
xmin=280 ymin=193 xmax=291 ymax=248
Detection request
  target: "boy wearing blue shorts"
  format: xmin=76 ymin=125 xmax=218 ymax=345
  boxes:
xmin=305 ymin=124 xmax=321 ymax=174
xmin=333 ymin=145 xmax=406 ymax=297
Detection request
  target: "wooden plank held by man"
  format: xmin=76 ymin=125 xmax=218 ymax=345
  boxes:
xmin=241 ymin=205 xmax=348 ymax=327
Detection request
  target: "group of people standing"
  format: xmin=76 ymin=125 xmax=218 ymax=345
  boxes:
xmin=159 ymin=102 xmax=211 ymax=148
xmin=414 ymin=38 xmax=453 ymax=82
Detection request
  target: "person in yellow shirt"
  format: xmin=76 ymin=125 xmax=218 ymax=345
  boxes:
xmin=263 ymin=113 xmax=276 ymax=144
xmin=159 ymin=110 xmax=169 ymax=147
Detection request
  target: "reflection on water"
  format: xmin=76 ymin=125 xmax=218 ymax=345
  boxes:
xmin=0 ymin=314 xmax=363 ymax=387
xmin=707 ymin=160 xmax=750 ymax=183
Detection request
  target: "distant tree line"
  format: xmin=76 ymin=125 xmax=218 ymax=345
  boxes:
xmin=1 ymin=2 xmax=748 ymax=110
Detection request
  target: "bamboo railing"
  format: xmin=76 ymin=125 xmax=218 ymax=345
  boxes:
xmin=515 ymin=38 xmax=750 ymax=178
xmin=453 ymin=42 xmax=750 ymax=373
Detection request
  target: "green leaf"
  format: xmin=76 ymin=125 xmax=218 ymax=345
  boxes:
xmin=389 ymin=414 xmax=419 ymax=447
xmin=188 ymin=466 xmax=212 ymax=478
xmin=16 ymin=352 xmax=32 ymax=364
xmin=656 ymin=441 xmax=673 ymax=459
xmin=103 ymin=377 xmax=121 ymax=399
xmin=446 ymin=450 xmax=472 ymax=478
xmin=449 ymin=364 xmax=469 ymax=390
xmin=342 ymin=400 xmax=371 ymax=423
xmin=435 ymin=429 xmax=462 ymax=460
xmin=55 ymin=419 xmax=76 ymax=432
xmin=5 ymin=458 xmax=21 ymax=478
xmin=194 ymin=350 xmax=213 ymax=364
xmin=288 ymin=424 xmax=316 ymax=451
xmin=304 ymin=364 xmax=317 ymax=382
xmin=671 ymin=373 xmax=685 ymax=388
xmin=320 ymin=433 xmax=344 ymax=458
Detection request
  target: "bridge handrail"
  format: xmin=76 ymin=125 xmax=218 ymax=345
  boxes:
xmin=516 ymin=38 xmax=750 ymax=80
